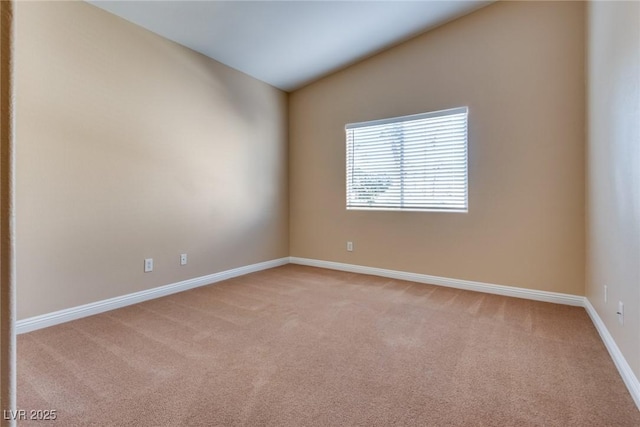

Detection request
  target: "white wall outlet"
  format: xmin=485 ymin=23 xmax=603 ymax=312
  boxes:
xmin=604 ymin=285 xmax=608 ymax=303
xmin=617 ymin=301 xmax=624 ymax=325
xmin=180 ymin=253 xmax=187 ymax=265
xmin=347 ymin=241 xmax=353 ymax=252
xmin=144 ymin=258 xmax=153 ymax=273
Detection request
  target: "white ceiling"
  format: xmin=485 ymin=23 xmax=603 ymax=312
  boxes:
xmin=88 ymin=1 xmax=492 ymax=92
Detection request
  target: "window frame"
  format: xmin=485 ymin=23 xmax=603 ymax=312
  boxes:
xmin=345 ymin=106 xmax=469 ymax=213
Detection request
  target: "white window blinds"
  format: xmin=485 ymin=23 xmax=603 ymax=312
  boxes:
xmin=346 ymin=106 xmax=468 ymax=212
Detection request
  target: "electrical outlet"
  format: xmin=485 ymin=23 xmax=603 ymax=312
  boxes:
xmin=180 ymin=253 xmax=187 ymax=265
xmin=347 ymin=241 xmax=353 ymax=252
xmin=617 ymin=301 xmax=624 ymax=325
xmin=144 ymin=258 xmax=153 ymax=273
xmin=604 ymin=285 xmax=608 ymax=303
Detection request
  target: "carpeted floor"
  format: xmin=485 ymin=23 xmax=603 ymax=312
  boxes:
xmin=18 ymin=265 xmax=640 ymax=426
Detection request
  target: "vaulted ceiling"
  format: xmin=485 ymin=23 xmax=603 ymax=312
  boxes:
xmin=89 ymin=1 xmax=492 ymax=92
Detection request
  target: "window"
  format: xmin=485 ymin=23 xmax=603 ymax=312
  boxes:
xmin=346 ymin=106 xmax=468 ymax=212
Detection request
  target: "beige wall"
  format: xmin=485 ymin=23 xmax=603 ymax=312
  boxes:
xmin=15 ymin=1 xmax=289 ymax=319
xmin=289 ymin=1 xmax=585 ymax=295
xmin=586 ymin=1 xmax=640 ymax=379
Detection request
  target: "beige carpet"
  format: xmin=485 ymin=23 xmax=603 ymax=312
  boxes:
xmin=18 ymin=265 xmax=640 ymax=426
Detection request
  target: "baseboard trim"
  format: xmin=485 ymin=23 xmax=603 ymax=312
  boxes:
xmin=584 ymin=298 xmax=640 ymax=410
xmin=289 ymin=257 xmax=584 ymax=306
xmin=16 ymin=257 xmax=289 ymax=334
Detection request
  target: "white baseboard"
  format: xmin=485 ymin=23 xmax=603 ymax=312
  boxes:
xmin=584 ymin=298 xmax=640 ymax=410
xmin=16 ymin=257 xmax=289 ymax=334
xmin=289 ymin=257 xmax=584 ymax=306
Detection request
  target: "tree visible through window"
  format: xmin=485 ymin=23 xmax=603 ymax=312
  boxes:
xmin=346 ymin=107 xmax=468 ymax=212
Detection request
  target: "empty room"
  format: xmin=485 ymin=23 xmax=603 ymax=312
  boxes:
xmin=1 ymin=0 xmax=639 ymax=425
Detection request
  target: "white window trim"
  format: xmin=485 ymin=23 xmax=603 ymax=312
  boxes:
xmin=345 ymin=106 xmax=469 ymax=213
